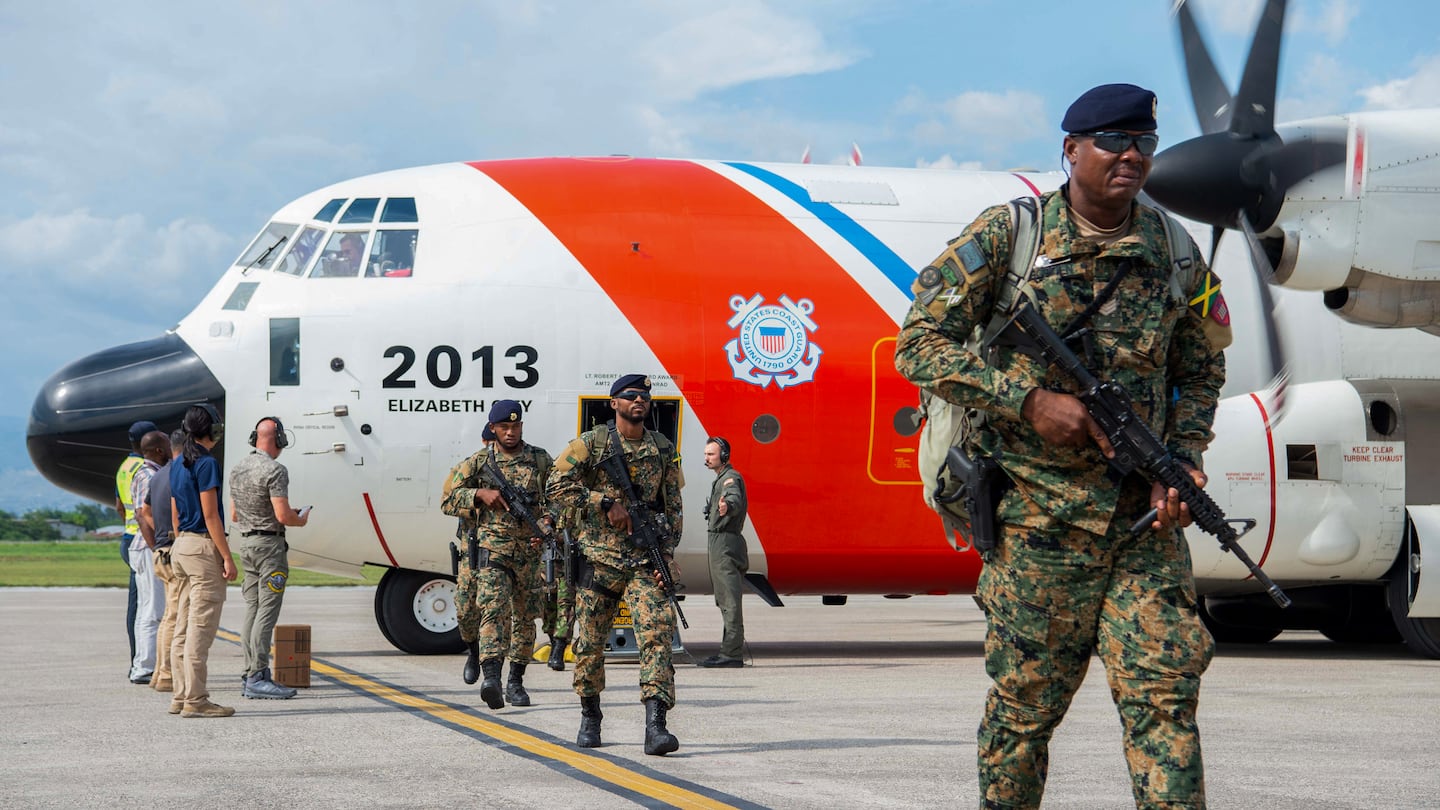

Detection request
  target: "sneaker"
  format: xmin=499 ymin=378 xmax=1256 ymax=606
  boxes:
xmin=181 ymin=700 xmax=235 ymax=718
xmin=151 ymin=678 xmax=173 ymax=693
xmin=167 ymin=700 xmax=183 ymax=715
xmin=244 ymin=668 xmax=297 ymax=700
xmin=129 ymin=672 xmax=153 ymax=685
xmin=696 ymin=654 xmax=743 ymax=668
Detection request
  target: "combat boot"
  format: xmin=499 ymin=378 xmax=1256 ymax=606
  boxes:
xmin=505 ymin=661 xmax=531 ymax=707
xmin=547 ymin=637 xmax=568 ymax=671
xmin=462 ymin=640 xmax=480 ymax=685
xmin=576 ymin=695 xmax=602 ymax=748
xmin=478 ymin=658 xmax=505 ymax=710
xmin=643 ymin=698 xmax=679 ymax=756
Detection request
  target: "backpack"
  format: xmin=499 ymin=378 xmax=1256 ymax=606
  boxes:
xmin=915 ymin=195 xmax=1199 ymax=548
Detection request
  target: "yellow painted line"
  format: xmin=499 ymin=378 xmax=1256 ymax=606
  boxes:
xmin=216 ymin=629 xmax=738 ymax=809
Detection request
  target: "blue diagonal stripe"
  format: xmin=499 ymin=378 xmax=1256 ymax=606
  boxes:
xmin=724 ymin=162 xmax=916 ymax=299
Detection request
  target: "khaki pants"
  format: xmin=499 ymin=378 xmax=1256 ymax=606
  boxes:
xmin=152 ymin=548 xmax=181 ymax=686
xmin=170 ymin=532 xmax=228 ymax=708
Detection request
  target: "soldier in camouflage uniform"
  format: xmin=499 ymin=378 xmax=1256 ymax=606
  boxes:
xmin=450 ymin=424 xmax=495 ymax=687
xmin=543 ymin=506 xmax=581 ymax=671
xmin=440 ymin=401 xmax=554 ymax=710
xmin=895 ymin=84 xmax=1230 ymax=809
xmin=546 ymin=374 xmax=685 ymax=756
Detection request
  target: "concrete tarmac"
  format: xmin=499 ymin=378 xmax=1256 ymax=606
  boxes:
xmin=2 ymin=587 xmax=1437 ymax=809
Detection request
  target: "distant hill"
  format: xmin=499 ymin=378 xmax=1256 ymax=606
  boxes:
xmin=1 ymin=416 xmax=93 ymax=513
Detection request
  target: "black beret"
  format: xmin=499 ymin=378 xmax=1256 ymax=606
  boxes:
xmin=487 ymin=399 xmax=523 ymax=424
xmin=1062 ymin=83 xmax=1157 ymax=133
xmin=128 ymin=420 xmax=158 ymax=443
xmin=609 ymin=373 xmax=652 ymax=396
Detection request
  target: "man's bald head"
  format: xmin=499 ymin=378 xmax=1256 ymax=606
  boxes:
xmin=140 ymin=430 xmax=170 ymax=464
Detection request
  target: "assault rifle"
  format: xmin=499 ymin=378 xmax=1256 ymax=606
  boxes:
xmin=599 ymin=430 xmax=689 ymax=628
xmin=484 ymin=456 xmax=557 ymax=573
xmin=997 ymin=303 xmax=1291 ymax=609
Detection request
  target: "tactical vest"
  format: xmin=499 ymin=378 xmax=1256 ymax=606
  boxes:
xmin=916 ymin=196 xmax=1199 ymax=542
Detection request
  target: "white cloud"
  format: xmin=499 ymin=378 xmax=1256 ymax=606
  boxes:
xmin=1360 ymin=55 xmax=1440 ymax=110
xmin=914 ymin=155 xmax=984 ymax=171
xmin=643 ymin=4 xmax=857 ymax=102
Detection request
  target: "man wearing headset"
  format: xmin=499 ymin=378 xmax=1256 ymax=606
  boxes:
xmin=699 ymin=436 xmax=749 ymax=668
xmin=229 ymin=415 xmax=310 ymax=700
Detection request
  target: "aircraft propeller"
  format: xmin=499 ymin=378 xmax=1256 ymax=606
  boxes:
xmin=1145 ymin=0 xmax=1344 ymax=417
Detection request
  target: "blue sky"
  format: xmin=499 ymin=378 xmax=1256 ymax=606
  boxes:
xmin=2 ymin=0 xmax=1437 ymax=507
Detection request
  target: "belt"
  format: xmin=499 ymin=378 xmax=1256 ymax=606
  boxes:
xmin=242 ymin=530 xmax=284 ymax=538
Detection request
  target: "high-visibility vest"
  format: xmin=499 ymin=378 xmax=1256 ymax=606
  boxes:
xmin=116 ymin=454 xmax=144 ymax=536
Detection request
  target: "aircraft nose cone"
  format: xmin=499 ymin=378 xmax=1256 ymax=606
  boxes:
xmin=27 ymin=333 xmax=225 ymax=503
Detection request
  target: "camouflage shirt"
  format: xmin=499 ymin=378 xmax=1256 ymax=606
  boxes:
xmin=894 ymin=189 xmax=1229 ymax=536
xmin=229 ymin=450 xmax=290 ymax=535
xmin=546 ymin=425 xmax=684 ymax=570
xmin=440 ymin=442 xmax=554 ymax=565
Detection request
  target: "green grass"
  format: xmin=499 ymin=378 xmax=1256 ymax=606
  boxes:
xmin=0 ymin=541 xmax=384 ymax=587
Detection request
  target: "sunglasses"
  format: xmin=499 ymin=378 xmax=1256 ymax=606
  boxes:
xmin=614 ymin=390 xmax=652 ymax=401
xmin=1080 ymin=131 xmax=1159 ymax=156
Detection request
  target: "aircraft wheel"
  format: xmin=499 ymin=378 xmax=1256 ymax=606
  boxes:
xmin=1319 ymin=586 xmax=1403 ymax=644
xmin=375 ymin=568 xmax=463 ymax=655
xmin=1197 ymin=598 xmax=1281 ymax=645
xmin=1387 ymin=531 xmax=1440 ymax=659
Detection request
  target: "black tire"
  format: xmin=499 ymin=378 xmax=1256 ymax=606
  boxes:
xmin=375 ymin=568 xmax=464 ymax=655
xmin=1387 ymin=529 xmax=1440 ymax=659
xmin=1319 ymin=586 xmax=1403 ymax=644
xmin=1198 ymin=598 xmax=1281 ymax=645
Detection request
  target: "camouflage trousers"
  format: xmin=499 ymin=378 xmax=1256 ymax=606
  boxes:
xmin=544 ymin=577 xmax=575 ymax=639
xmin=976 ymin=487 xmax=1215 ymax=810
xmin=572 ymin=559 xmax=675 ymax=707
xmin=456 ymin=550 xmax=543 ymax=663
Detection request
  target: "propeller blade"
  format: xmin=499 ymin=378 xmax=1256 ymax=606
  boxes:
xmin=1238 ymin=213 xmax=1290 ymax=420
xmin=1174 ymin=0 xmax=1233 ymax=134
xmin=1208 ymin=225 xmax=1223 ymax=265
xmin=1230 ymin=0 xmax=1287 ymax=139
xmin=1268 ymin=136 xmax=1349 ymax=193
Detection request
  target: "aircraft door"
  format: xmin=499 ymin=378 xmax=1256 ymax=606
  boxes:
xmin=868 ymin=336 xmax=924 ymax=486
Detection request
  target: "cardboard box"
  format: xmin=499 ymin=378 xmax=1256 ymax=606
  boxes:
xmin=271 ymin=624 xmax=311 ymax=688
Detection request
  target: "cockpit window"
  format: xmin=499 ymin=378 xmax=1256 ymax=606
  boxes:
xmin=275 ymin=226 xmax=326 ymax=276
xmin=380 ymin=197 xmax=418 ymax=223
xmin=339 ymin=198 xmax=380 ymax=224
xmin=314 ymin=198 xmax=345 ymax=222
xmin=311 ymin=231 xmax=369 ymax=278
xmin=369 ymin=230 xmax=418 ymax=277
xmin=236 ymin=222 xmax=299 ymax=271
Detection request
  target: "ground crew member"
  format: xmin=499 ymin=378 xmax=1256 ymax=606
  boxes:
xmin=697 ymin=436 xmax=748 ymax=668
xmin=229 ymin=416 xmax=309 ymax=700
xmin=546 ymin=374 xmax=684 ymax=756
xmin=441 ymin=400 xmax=554 ymax=710
xmin=895 ymin=83 xmax=1228 ymax=807
xmin=115 ymin=419 xmax=157 ymax=676
xmin=146 ymin=430 xmax=185 ymax=693
xmin=128 ymin=430 xmax=170 ymax=685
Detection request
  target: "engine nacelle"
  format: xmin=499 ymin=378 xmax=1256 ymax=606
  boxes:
xmin=1322 ymin=271 xmax=1440 ymax=331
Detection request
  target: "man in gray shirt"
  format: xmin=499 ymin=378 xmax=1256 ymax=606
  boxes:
xmin=229 ymin=416 xmax=309 ymax=699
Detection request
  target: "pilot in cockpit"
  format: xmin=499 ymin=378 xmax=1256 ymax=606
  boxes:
xmin=334 ymin=234 xmax=366 ymax=277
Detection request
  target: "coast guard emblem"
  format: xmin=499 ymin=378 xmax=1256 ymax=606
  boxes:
xmin=725 ymin=294 xmax=823 ymax=388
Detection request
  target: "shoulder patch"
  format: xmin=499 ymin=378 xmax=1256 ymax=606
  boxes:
xmin=1187 ymin=270 xmax=1223 ymax=320
xmin=955 ymin=239 xmax=988 ymax=275
xmin=917 ymin=265 xmax=942 ymax=290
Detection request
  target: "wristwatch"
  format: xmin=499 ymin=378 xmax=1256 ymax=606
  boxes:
xmin=600 ymin=496 xmax=615 ymax=513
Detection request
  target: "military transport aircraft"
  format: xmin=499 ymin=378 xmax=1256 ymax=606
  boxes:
xmin=27 ymin=0 xmax=1440 ymax=657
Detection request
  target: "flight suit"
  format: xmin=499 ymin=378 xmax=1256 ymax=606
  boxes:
xmin=895 ymin=189 xmax=1229 ymax=809
xmin=705 ymin=462 xmax=748 ymax=660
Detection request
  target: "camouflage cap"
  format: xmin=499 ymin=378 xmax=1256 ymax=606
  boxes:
xmin=1062 ymin=83 xmax=1157 ymax=132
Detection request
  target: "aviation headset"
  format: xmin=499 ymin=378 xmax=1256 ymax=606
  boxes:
xmin=193 ymin=402 xmax=224 ymax=442
xmin=707 ymin=435 xmax=731 ymax=463
xmin=249 ymin=415 xmax=289 ymax=449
